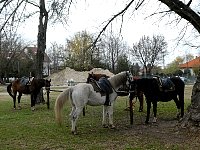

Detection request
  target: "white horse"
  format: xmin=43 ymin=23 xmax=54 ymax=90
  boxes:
xmin=54 ymin=71 xmax=132 ymax=134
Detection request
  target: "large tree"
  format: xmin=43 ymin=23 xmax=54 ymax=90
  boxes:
xmin=101 ymin=31 xmax=128 ymax=73
xmin=0 ymin=0 xmax=73 ymax=78
xmin=48 ymin=42 xmax=66 ymax=72
xmin=131 ymin=35 xmax=167 ymax=75
xmin=66 ymin=31 xmax=94 ymax=71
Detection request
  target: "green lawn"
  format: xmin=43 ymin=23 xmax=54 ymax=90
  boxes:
xmin=0 ymin=85 xmax=198 ymax=150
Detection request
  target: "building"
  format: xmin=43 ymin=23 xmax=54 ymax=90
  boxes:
xmin=179 ymin=56 xmax=200 ymax=76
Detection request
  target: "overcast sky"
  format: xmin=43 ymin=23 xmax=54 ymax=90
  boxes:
xmin=17 ymin=0 xmax=200 ymax=65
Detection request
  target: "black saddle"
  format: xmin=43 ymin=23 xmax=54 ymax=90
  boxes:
xmin=161 ymin=78 xmax=175 ymax=91
xmin=153 ymin=76 xmax=175 ymax=92
xmin=89 ymin=77 xmax=113 ymax=106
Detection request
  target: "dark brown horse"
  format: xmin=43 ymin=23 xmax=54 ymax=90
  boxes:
xmin=7 ymin=77 xmax=51 ymax=111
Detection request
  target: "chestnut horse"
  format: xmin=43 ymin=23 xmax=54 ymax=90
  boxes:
xmin=7 ymin=77 xmax=51 ymax=111
xmin=86 ymin=72 xmax=109 ymax=83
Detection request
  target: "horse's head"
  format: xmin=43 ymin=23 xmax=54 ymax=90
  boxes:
xmin=86 ymin=73 xmax=93 ymax=83
xmin=44 ymin=79 xmax=51 ymax=90
xmin=129 ymin=77 xmax=147 ymax=98
xmin=129 ymin=79 xmax=138 ymax=97
xmin=109 ymin=71 xmax=133 ymax=90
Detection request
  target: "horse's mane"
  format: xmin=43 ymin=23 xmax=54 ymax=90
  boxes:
xmin=109 ymin=71 xmax=127 ymax=87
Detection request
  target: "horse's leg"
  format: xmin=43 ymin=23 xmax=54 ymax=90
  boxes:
xmin=173 ymin=97 xmax=181 ymax=118
xmin=17 ymin=93 xmax=22 ymax=109
xmin=145 ymin=100 xmax=151 ymax=124
xmin=102 ymin=105 xmax=109 ymax=128
xmin=107 ymin=104 xmax=115 ymax=129
xmin=69 ymin=106 xmax=76 ymax=118
xmin=138 ymin=92 xmax=144 ymax=112
xmin=152 ymin=101 xmax=157 ymax=123
xmin=179 ymin=93 xmax=184 ymax=118
xmin=180 ymin=99 xmax=184 ymax=118
xmin=70 ymin=107 xmax=83 ymax=135
xmin=13 ymin=91 xmax=17 ymax=109
xmin=30 ymin=94 xmax=36 ymax=111
xmin=70 ymin=106 xmax=76 ymax=132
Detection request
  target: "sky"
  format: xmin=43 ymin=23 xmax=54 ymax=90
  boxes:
xmin=17 ymin=0 xmax=200 ymax=66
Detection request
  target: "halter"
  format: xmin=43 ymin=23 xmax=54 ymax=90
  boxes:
xmin=121 ymin=71 xmax=133 ymax=93
xmin=126 ymin=71 xmax=133 ymax=83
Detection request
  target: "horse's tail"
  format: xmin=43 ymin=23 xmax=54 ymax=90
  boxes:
xmin=55 ymin=87 xmax=72 ymax=125
xmin=7 ymin=83 xmax=14 ymax=98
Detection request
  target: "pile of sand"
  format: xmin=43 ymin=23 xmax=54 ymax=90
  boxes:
xmin=47 ymin=67 xmax=114 ymax=86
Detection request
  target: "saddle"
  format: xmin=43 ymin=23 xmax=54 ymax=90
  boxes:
xmin=20 ymin=77 xmax=30 ymax=86
xmin=153 ymin=76 xmax=175 ymax=92
xmin=20 ymin=77 xmax=34 ymax=87
xmin=88 ymin=77 xmax=113 ymax=106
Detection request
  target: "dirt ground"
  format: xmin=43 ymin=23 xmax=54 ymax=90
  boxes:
xmin=122 ymin=84 xmax=200 ymax=149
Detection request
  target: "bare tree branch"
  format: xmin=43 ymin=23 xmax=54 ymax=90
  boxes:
xmin=159 ymin=0 xmax=200 ymax=34
xmin=0 ymin=0 xmax=24 ymax=33
xmin=93 ymin=0 xmax=137 ymax=47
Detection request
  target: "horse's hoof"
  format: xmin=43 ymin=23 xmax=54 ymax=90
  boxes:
xmin=18 ymin=106 xmax=22 ymax=110
xmin=103 ymin=124 xmax=108 ymax=128
xmin=31 ymin=107 xmax=35 ymax=111
xmin=71 ymin=130 xmax=78 ymax=135
xmin=71 ymin=131 xmax=78 ymax=135
xmin=152 ymin=117 xmax=157 ymax=123
xmin=178 ymin=117 xmax=183 ymax=122
xmin=176 ymin=113 xmax=181 ymax=119
xmin=109 ymin=124 xmax=116 ymax=129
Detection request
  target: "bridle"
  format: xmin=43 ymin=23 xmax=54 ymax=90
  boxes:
xmin=125 ymin=71 xmax=134 ymax=92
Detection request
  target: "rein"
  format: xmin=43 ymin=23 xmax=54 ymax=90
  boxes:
xmin=50 ymin=89 xmax=64 ymax=92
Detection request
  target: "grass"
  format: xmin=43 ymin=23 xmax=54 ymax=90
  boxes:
xmin=0 ymin=85 xmax=197 ymax=150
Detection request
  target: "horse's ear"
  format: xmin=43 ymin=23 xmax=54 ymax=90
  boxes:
xmin=49 ymin=79 xmax=51 ymax=82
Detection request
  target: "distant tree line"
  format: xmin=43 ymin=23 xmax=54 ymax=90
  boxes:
xmin=48 ymin=30 xmax=168 ymax=75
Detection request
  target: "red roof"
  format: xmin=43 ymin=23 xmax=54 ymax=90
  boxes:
xmin=179 ymin=56 xmax=200 ymax=68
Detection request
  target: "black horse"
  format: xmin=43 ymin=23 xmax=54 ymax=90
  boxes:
xmin=132 ymin=77 xmax=185 ymax=123
xmin=7 ymin=77 xmax=51 ymax=111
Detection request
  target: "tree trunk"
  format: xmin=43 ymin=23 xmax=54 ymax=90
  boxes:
xmin=36 ymin=0 xmax=48 ymax=103
xmin=158 ymin=0 xmax=200 ymax=129
xmin=179 ymin=70 xmax=200 ymax=129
